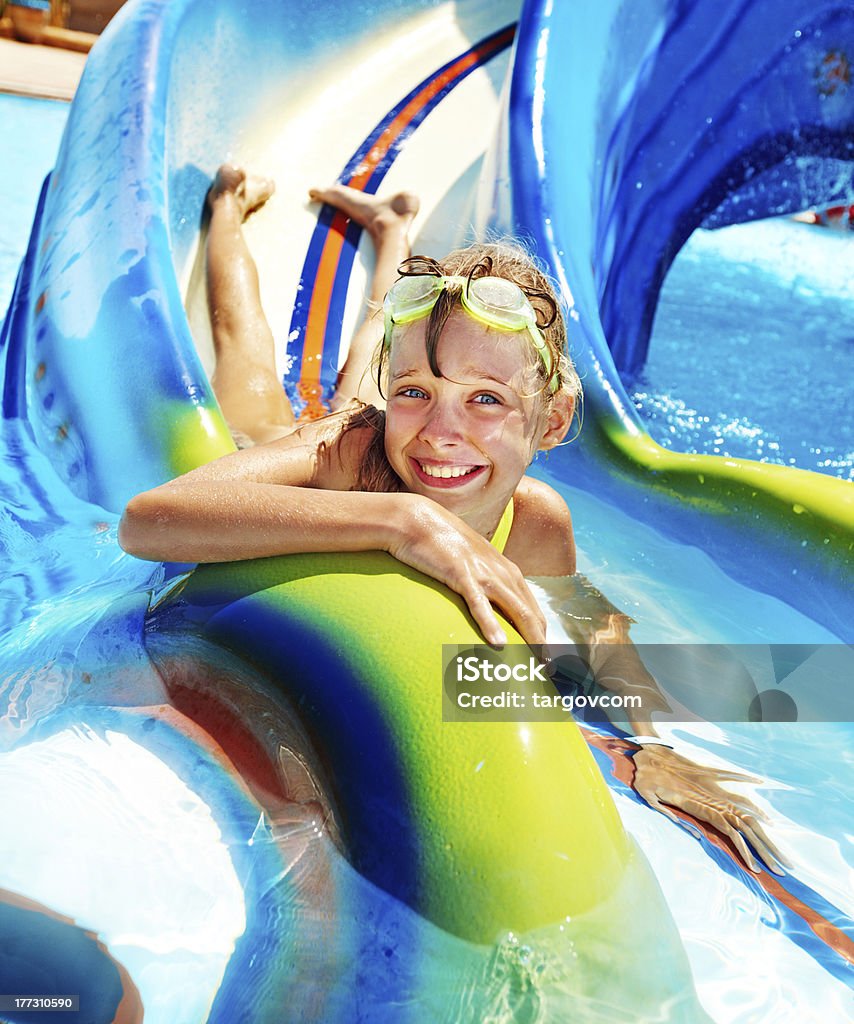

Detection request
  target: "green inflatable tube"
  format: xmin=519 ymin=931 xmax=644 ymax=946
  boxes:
xmin=156 ymin=550 xmax=633 ymax=943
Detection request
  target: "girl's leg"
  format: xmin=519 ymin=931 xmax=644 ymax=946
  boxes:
xmin=308 ymin=186 xmax=419 ymax=409
xmin=206 ymin=166 xmax=296 ymax=445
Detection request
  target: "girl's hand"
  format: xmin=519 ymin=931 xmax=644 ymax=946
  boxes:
xmin=387 ymin=496 xmax=546 ymax=647
xmin=631 ymin=745 xmax=790 ymax=874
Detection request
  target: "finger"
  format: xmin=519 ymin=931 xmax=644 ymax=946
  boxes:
xmin=681 ymin=799 xmax=762 ymax=873
xmin=702 ymin=798 xmax=788 ymax=873
xmin=491 ymin=560 xmax=544 ymax=618
xmin=696 ymin=766 xmax=766 ymax=785
xmin=483 ymin=591 xmax=540 ymax=645
xmin=647 ymin=786 xmax=761 ymax=868
xmin=642 ymin=791 xmax=683 ymax=828
xmin=503 ymin=602 xmax=546 ymax=646
xmin=489 ymin=582 xmax=546 ymax=646
xmin=669 ymin=763 xmax=770 ymax=806
xmin=464 ymin=566 xmax=542 ymax=646
xmin=750 ymin=824 xmax=790 ymax=870
xmin=680 ymin=778 xmax=780 ymax=847
xmin=724 ymin=814 xmax=790 ymax=874
xmin=692 ymin=783 xmax=773 ymax=825
xmin=722 ymin=826 xmax=762 ymax=874
xmin=465 ymin=589 xmax=508 ymax=646
xmin=740 ymin=829 xmax=788 ymax=875
xmin=515 ymin=573 xmax=546 ymax=616
xmin=637 ymin=767 xmax=789 ymax=874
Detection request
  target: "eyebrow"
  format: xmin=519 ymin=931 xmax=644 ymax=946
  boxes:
xmin=459 ymin=367 xmax=513 ymax=387
xmin=390 ymin=366 xmax=513 ymax=388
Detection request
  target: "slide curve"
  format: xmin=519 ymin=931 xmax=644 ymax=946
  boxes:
xmin=508 ymin=0 xmax=853 ymax=633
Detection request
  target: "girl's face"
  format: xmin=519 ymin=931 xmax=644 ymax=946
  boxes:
xmin=383 ymin=310 xmax=570 ymax=537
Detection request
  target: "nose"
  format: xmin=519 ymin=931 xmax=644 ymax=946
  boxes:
xmin=417 ymin=397 xmax=465 ymax=448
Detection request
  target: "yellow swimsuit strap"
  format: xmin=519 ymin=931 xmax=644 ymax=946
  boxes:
xmin=489 ymin=498 xmax=515 ymax=554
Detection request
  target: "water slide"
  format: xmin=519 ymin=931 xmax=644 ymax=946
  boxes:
xmin=3 ymin=0 xmax=852 ymax=621
xmin=1 ymin=0 xmax=852 ymax=1019
xmin=507 ymin=0 xmax=854 ymax=636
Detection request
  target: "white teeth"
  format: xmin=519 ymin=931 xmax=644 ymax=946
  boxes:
xmin=419 ymin=462 xmax=478 ymax=479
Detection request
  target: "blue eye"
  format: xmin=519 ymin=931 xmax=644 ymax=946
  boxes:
xmin=472 ymin=393 xmax=500 ymax=405
xmin=398 ymin=386 xmax=429 ymax=399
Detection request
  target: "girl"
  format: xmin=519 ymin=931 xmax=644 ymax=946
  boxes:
xmin=119 ymin=166 xmax=578 ymax=648
xmin=119 ymin=167 xmax=785 ymax=874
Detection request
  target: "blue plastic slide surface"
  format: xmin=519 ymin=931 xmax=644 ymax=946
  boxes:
xmin=507 ymin=0 xmax=853 ymax=634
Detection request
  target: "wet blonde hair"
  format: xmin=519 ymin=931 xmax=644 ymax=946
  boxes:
xmin=345 ymin=240 xmax=582 ymax=492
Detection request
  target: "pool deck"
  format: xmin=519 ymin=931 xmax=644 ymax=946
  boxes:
xmin=0 ymin=37 xmax=87 ymax=101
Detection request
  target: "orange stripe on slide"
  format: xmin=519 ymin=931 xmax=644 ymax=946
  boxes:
xmin=299 ymin=210 xmax=352 ymax=417
xmin=297 ymin=29 xmax=513 ymax=417
xmin=345 ymin=46 xmax=488 ymax=191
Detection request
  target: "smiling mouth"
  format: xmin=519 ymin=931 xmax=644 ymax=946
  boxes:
xmin=411 ymin=458 xmax=487 ymax=488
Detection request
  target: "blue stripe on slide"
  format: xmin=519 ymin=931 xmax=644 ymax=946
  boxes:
xmin=284 ymin=23 xmax=516 ymax=411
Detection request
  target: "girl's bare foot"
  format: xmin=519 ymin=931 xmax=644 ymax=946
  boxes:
xmin=308 ymin=184 xmax=419 ymax=241
xmin=208 ymin=165 xmax=275 ymax=221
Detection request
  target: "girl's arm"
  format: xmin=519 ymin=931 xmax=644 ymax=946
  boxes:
xmin=119 ymin=420 xmax=546 ymax=646
xmin=119 ymin=440 xmax=409 ymax=564
xmin=536 ymin=575 xmax=787 ymax=873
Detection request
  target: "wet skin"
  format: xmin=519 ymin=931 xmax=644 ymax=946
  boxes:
xmin=383 ymin=309 xmax=560 ymax=540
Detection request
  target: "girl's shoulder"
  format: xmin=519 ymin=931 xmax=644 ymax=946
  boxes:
xmin=280 ymin=400 xmax=380 ymax=490
xmin=504 ymin=476 xmax=576 ymax=576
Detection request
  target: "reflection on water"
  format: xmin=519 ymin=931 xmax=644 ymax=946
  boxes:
xmin=1 ymin=718 xmax=710 ymax=1022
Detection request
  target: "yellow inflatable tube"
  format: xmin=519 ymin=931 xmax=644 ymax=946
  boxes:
xmin=155 ymin=549 xmax=632 ymax=943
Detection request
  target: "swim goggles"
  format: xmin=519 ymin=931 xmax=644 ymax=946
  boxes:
xmin=383 ymin=256 xmax=560 ymax=393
